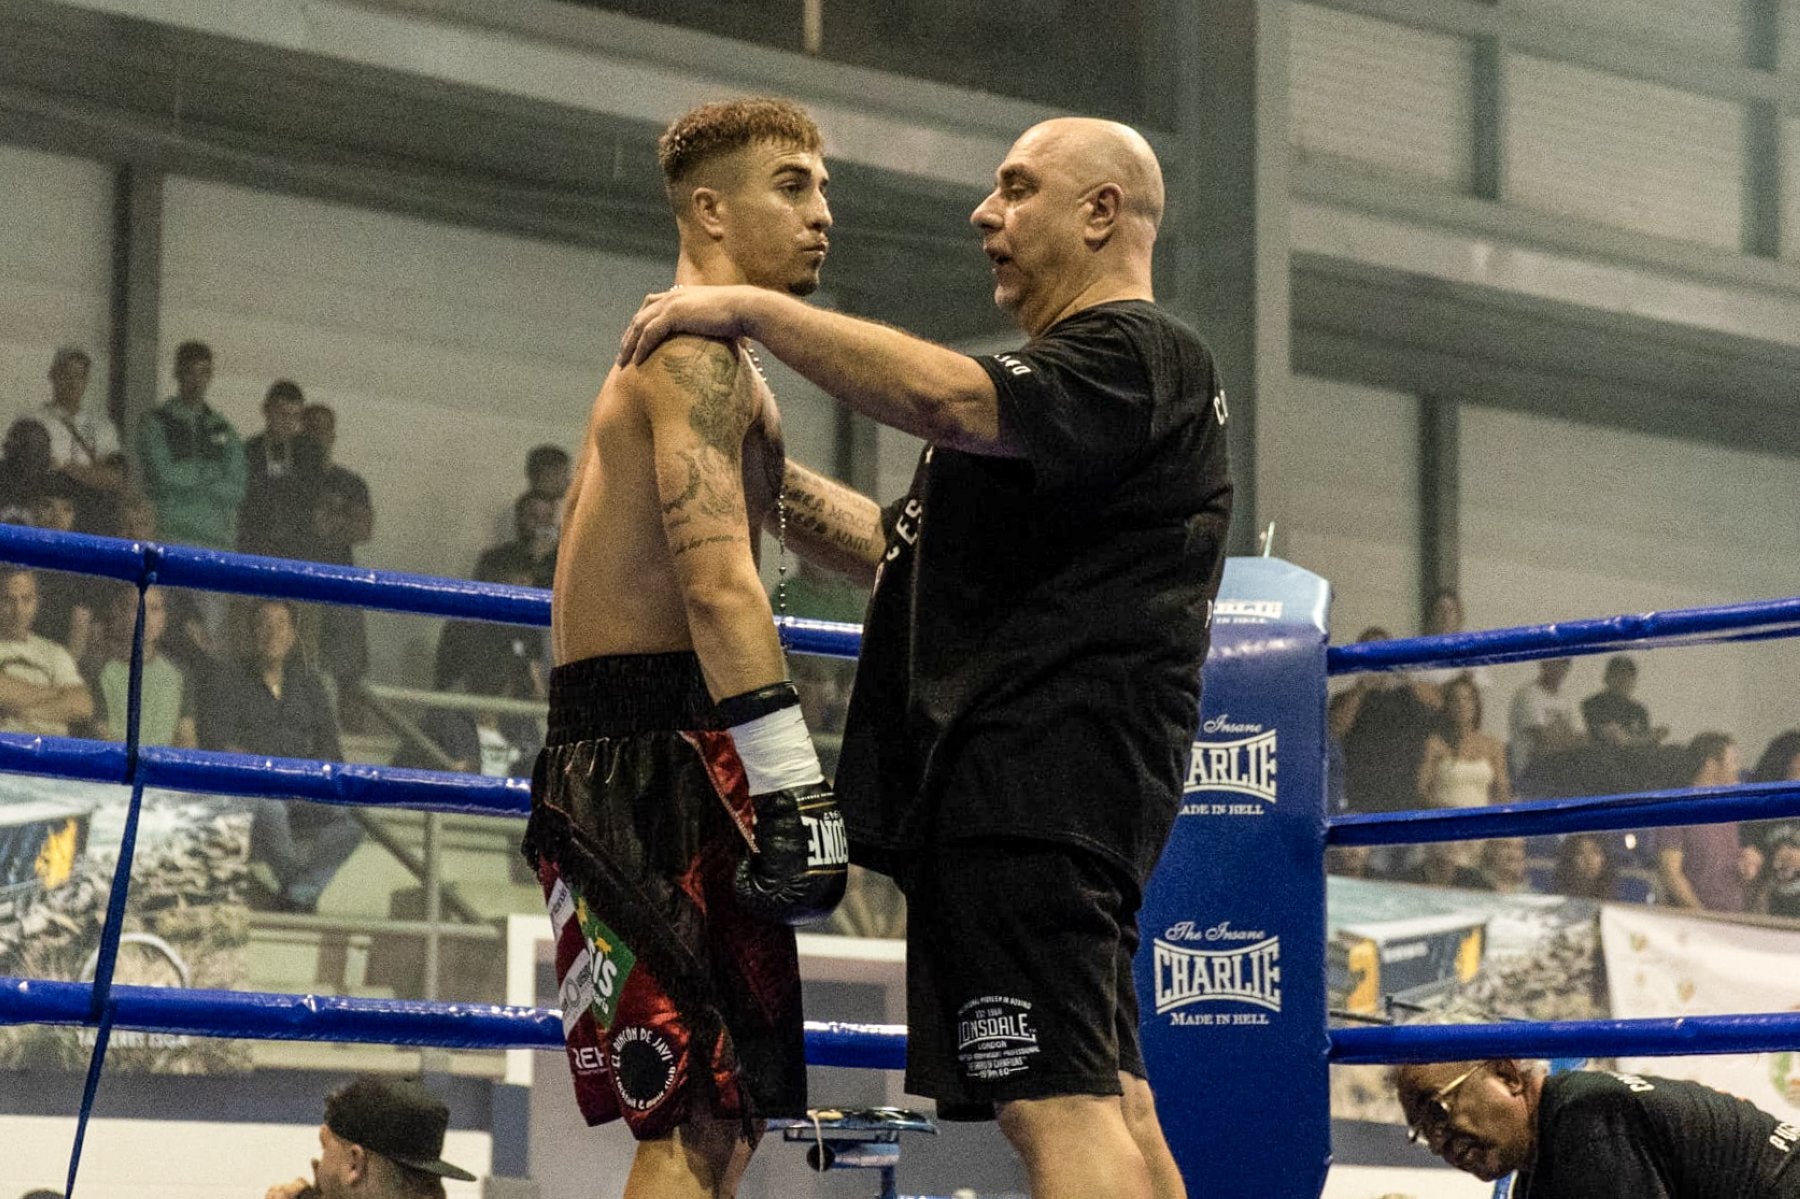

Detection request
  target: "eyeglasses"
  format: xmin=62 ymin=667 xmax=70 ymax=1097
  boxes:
xmin=1405 ymin=1062 xmax=1488 ymax=1145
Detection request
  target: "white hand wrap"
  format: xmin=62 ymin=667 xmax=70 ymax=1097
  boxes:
xmin=729 ymin=704 xmax=824 ymax=795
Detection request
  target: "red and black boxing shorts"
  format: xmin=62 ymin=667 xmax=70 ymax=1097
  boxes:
xmin=520 ymin=653 xmax=806 ymax=1139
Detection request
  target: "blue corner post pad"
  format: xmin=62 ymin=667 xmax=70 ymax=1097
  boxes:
xmin=1137 ymin=558 xmax=1333 ymax=1199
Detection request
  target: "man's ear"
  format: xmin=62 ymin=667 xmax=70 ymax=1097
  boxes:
xmin=690 ymin=186 xmax=727 ymax=241
xmin=1082 ymin=183 xmax=1123 ymax=248
xmin=345 ymin=1142 xmax=368 ymax=1184
xmin=1491 ymin=1059 xmax=1528 ymax=1094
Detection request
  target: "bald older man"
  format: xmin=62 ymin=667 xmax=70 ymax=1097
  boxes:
xmin=1394 ymin=1060 xmax=1800 ymax=1197
xmin=621 ymin=117 xmax=1231 ymax=1199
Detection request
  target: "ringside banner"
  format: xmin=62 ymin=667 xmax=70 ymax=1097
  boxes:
xmin=1138 ymin=558 xmax=1331 ymax=1199
xmin=1603 ymin=904 xmax=1800 ymax=1122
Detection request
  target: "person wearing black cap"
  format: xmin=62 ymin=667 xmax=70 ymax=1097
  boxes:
xmin=265 ymin=1076 xmax=477 ymax=1199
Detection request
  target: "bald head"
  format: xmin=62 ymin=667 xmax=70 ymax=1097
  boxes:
xmin=1016 ymin=117 xmax=1165 ymax=236
xmin=973 ymin=117 xmax=1165 ymax=334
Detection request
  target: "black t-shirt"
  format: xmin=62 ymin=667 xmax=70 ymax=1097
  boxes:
xmin=196 ymin=657 xmax=342 ymax=763
xmin=1341 ymin=683 xmax=1439 ymax=814
xmin=312 ymin=464 xmax=371 ymax=566
xmin=1519 ymin=1071 xmax=1800 ymax=1198
xmin=1582 ymin=690 xmax=1651 ymax=741
xmin=835 ymin=300 xmax=1232 ymax=883
xmin=238 ymin=433 xmax=325 ymax=559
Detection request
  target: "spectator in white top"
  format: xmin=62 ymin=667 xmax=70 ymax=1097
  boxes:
xmin=1413 ymin=587 xmax=1493 ymax=724
xmin=1508 ymin=657 xmax=1583 ymax=784
xmin=0 ymin=566 xmax=94 ymax=737
xmin=1418 ymin=675 xmax=1512 ymax=808
xmin=28 ymin=347 xmax=127 ymax=506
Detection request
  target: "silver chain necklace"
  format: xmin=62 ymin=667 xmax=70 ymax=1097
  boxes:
xmin=743 ymin=342 xmax=788 ymax=626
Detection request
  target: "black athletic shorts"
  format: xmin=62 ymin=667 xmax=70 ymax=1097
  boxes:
xmin=520 ymin=653 xmax=806 ymax=1138
xmin=903 ymin=837 xmax=1146 ymax=1120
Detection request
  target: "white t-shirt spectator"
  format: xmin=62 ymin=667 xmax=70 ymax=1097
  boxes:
xmin=23 ymin=402 xmax=121 ymax=469
xmin=0 ymin=632 xmax=85 ymax=735
xmin=1508 ymin=678 xmax=1579 ymax=777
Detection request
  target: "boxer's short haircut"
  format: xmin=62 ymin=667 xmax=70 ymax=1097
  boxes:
xmin=657 ymin=97 xmax=822 ymax=199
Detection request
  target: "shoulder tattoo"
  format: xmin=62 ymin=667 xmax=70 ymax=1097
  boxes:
xmin=660 ymin=342 xmax=747 ymax=456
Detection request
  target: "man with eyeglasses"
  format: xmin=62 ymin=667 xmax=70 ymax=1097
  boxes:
xmin=1393 ymin=1059 xmax=1800 ymax=1196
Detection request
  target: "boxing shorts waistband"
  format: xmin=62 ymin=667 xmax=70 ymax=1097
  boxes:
xmin=547 ymin=652 xmax=722 ymax=744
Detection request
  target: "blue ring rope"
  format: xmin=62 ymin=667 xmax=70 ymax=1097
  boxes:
xmin=5 ymin=975 xmax=1798 ymax=1070
xmin=9 ymin=524 xmax=1800 ymax=669
xmin=0 ymin=978 xmax=907 ymax=1070
xmin=1326 ymin=596 xmax=1800 ymax=675
xmin=11 ymin=733 xmax=1800 ymax=845
xmin=1330 ymin=1012 xmax=1800 ymax=1064
xmin=0 ymin=525 xmax=864 ymax=657
xmin=1329 ymin=779 xmax=1800 ymax=846
xmin=0 ymin=733 xmax=528 ymax=816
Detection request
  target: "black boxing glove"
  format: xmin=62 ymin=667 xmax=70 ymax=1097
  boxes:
xmin=719 ymin=682 xmax=848 ymax=925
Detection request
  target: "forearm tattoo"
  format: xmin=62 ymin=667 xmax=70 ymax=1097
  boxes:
xmin=784 ymin=470 xmax=883 ymax=562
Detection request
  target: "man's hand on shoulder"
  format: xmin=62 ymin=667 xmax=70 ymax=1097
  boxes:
xmin=620 ymin=285 xmax=777 ymax=368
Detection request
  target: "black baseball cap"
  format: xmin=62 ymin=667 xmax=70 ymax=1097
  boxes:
xmin=323 ymin=1076 xmax=477 ymax=1181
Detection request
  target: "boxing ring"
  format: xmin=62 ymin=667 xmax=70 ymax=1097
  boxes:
xmin=4 ymin=522 xmax=1800 ymax=1196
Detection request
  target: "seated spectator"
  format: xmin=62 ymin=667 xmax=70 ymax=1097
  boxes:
xmin=1756 ymin=828 xmax=1800 ymax=919
xmin=27 ymin=347 xmax=128 ymax=530
xmin=1418 ymin=676 xmax=1512 ymax=808
xmin=526 ymin=443 xmax=570 ymax=507
xmin=1478 ymin=837 xmax=1531 ymax=894
xmin=111 ymin=485 xmax=219 ymax=679
xmin=25 ymin=477 xmax=94 ymax=664
xmin=0 ymin=566 xmax=93 ymax=736
xmin=1507 ymin=657 xmax=1583 ymax=785
xmin=89 ymin=587 xmax=197 ymax=748
xmin=1581 ymin=654 xmax=1667 ymax=747
xmin=493 ymin=443 xmax=570 ymax=543
xmin=0 ymin=417 xmax=55 ymax=524
xmin=137 ymin=340 xmax=247 ymax=552
xmin=475 ymin=493 xmax=559 ymax=589
xmin=238 ymin=380 xmax=323 ymax=560
xmin=303 ymin=402 xmax=375 ymax=723
xmin=434 ymin=559 xmax=547 ymax=701
xmin=1657 ymin=732 xmax=1758 ymax=912
xmin=1398 ymin=841 xmax=1488 ymax=890
xmin=1332 ymin=626 xmax=1443 ymax=814
xmin=198 ymin=599 xmax=359 ymax=912
xmin=394 ymin=675 xmax=539 ymax=780
xmin=1744 ymin=729 xmax=1800 ymax=857
xmin=1552 ymin=832 xmax=1618 ymax=900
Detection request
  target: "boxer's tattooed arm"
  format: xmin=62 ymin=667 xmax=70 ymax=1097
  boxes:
xmin=642 ymin=338 xmax=785 ymax=696
xmin=656 ymin=341 xmax=752 ymax=555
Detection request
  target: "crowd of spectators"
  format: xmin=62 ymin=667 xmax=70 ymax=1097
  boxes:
xmin=2 ymin=340 xmax=594 ymax=906
xmin=1329 ymin=589 xmax=1800 ymax=919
